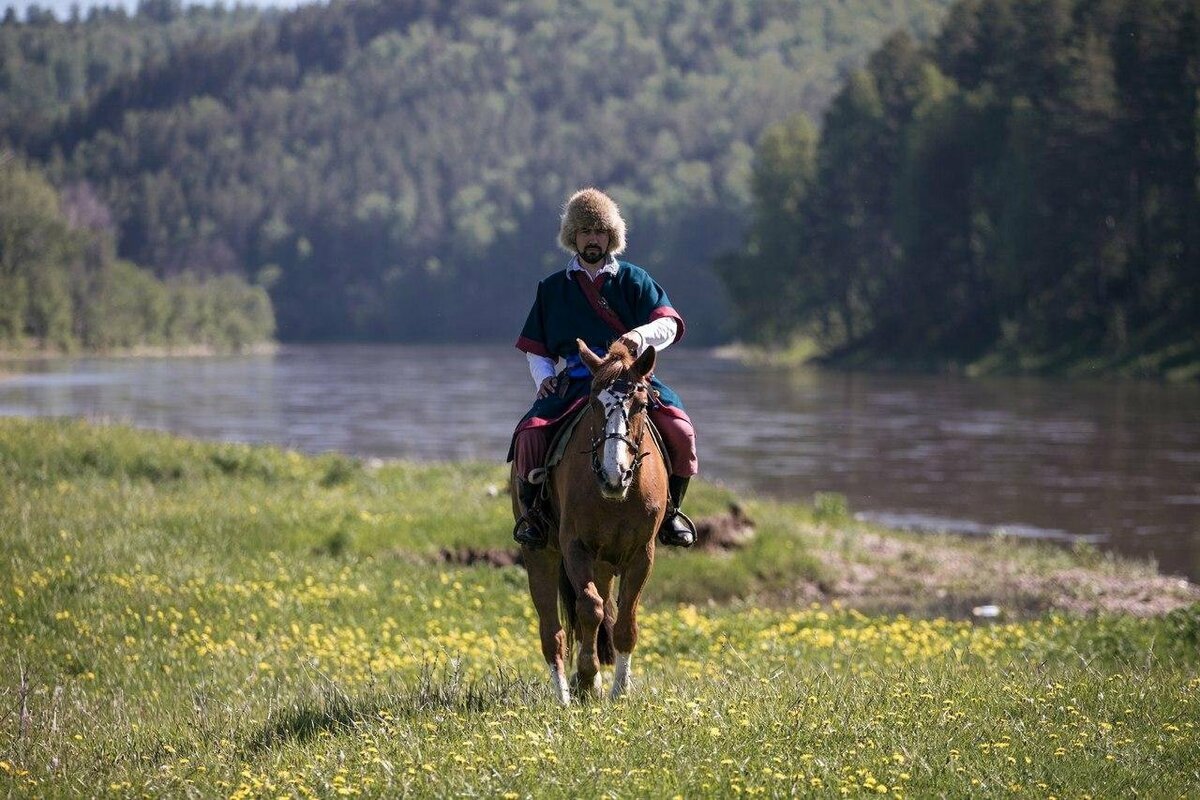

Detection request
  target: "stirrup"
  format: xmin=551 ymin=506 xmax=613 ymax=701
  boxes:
xmin=513 ymin=515 xmax=548 ymax=548
xmin=513 ymin=474 xmax=550 ymax=549
xmin=657 ymin=510 xmax=696 ymax=548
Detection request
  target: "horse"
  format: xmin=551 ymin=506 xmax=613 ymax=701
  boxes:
xmin=511 ymin=338 xmax=669 ymax=704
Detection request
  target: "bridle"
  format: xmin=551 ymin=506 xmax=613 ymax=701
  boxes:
xmin=586 ymin=376 xmax=652 ymax=486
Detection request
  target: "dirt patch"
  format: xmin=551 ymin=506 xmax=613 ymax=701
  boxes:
xmin=1009 ymin=568 xmax=1198 ymax=616
xmin=436 ymin=546 xmax=524 ymax=569
xmin=695 ymin=503 xmax=757 ymax=551
xmin=810 ymin=528 xmax=1200 ymax=618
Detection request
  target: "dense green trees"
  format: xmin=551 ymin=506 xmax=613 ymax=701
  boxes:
xmin=2 ymin=0 xmax=954 ymax=344
xmin=0 ymin=2 xmax=264 ymax=144
xmin=0 ymin=156 xmax=273 ymax=352
xmin=725 ymin=0 xmax=1199 ymax=375
xmin=15 ymin=0 xmax=1182 ymax=374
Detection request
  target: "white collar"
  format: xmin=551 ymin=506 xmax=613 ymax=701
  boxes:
xmin=566 ymin=254 xmax=619 ymax=279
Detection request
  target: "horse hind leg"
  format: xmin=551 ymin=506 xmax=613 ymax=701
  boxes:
xmin=525 ymin=547 xmax=570 ymax=705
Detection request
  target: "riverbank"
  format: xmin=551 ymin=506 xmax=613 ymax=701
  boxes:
xmin=0 ymin=342 xmax=278 ymax=363
xmin=717 ymin=336 xmax=1200 ymax=382
xmin=2 ymin=419 xmax=1197 ymax=797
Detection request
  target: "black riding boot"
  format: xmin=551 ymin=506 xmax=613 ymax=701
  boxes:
xmin=512 ymin=477 xmax=548 ymax=548
xmin=657 ymin=475 xmax=696 ymax=548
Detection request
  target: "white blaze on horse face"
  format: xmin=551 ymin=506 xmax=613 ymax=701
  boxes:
xmin=548 ymin=662 xmax=570 ymax=706
xmin=610 ymin=652 xmax=633 ymax=700
xmin=598 ymin=386 xmax=634 ymax=489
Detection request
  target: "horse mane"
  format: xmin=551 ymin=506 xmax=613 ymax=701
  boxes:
xmin=592 ymin=341 xmax=635 ymax=388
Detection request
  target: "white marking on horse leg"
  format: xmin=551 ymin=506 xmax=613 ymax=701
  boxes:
xmin=610 ymin=652 xmax=632 ymax=699
xmin=548 ymin=662 xmax=570 ymax=706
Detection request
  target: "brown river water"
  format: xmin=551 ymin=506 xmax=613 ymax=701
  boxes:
xmin=2 ymin=344 xmax=1197 ymax=580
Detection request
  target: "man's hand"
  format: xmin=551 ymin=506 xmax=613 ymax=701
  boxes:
xmin=537 ymin=377 xmax=558 ymax=398
xmin=618 ymin=332 xmax=643 ymax=355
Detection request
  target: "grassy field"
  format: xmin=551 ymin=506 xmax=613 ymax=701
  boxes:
xmin=1 ymin=419 xmax=1198 ymax=798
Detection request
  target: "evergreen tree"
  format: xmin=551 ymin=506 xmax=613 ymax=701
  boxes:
xmin=726 ymin=0 xmax=1199 ymax=376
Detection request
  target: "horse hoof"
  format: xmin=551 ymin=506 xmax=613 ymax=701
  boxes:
xmin=570 ymin=672 xmax=603 ymax=702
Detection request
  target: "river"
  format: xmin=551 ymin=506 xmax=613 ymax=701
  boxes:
xmin=2 ymin=344 xmax=1197 ymax=580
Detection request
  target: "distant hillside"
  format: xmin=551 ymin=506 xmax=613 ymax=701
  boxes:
xmin=1 ymin=0 xmax=955 ymax=343
xmin=0 ymin=1 xmax=267 ymax=134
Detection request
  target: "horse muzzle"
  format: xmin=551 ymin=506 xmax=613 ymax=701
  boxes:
xmin=591 ymin=447 xmax=634 ymax=500
xmin=598 ymin=469 xmax=634 ymax=501
xmin=599 ymin=482 xmax=631 ymax=501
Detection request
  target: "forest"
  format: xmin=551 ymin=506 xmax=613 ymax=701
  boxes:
xmin=1 ymin=0 xmax=954 ymax=345
xmin=2 ymin=0 xmax=1195 ymax=374
xmin=723 ymin=0 xmax=1199 ymax=376
xmin=0 ymin=155 xmax=273 ymax=352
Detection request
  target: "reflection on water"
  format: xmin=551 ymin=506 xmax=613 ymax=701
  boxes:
xmin=2 ymin=344 xmax=1198 ymax=580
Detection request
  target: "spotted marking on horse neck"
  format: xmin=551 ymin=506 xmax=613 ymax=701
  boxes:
xmin=610 ymin=652 xmax=633 ymax=700
xmin=548 ymin=662 xmax=570 ymax=706
xmin=598 ymin=385 xmax=634 ymax=486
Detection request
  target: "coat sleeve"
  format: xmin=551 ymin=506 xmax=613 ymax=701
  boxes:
xmin=515 ymin=281 xmax=552 ymax=357
xmin=628 ymin=268 xmax=686 ymax=343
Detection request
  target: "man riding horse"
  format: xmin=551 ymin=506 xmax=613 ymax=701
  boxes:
xmin=509 ymin=187 xmax=698 ymax=549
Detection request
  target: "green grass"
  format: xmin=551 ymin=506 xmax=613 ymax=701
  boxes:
xmin=1 ymin=419 xmax=1197 ymax=797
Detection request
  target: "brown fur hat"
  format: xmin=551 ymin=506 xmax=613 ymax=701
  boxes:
xmin=558 ymin=188 xmax=627 ymax=256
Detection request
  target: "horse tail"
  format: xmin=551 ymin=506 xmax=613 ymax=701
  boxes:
xmin=558 ymin=562 xmax=616 ymax=666
xmin=558 ymin=561 xmax=577 ymax=659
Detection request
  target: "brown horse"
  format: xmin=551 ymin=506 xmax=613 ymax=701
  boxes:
xmin=512 ymin=338 xmax=669 ymax=703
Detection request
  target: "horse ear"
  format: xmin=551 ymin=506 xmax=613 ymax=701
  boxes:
xmin=576 ymin=339 xmax=604 ymax=374
xmin=632 ymin=345 xmax=656 ymax=379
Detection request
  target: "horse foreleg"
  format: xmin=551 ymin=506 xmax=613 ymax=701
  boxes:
xmin=524 ymin=547 xmax=569 ymax=705
xmin=593 ymin=561 xmax=617 ymax=668
xmin=564 ymin=540 xmax=604 ymax=700
xmin=611 ymin=551 xmax=653 ymax=700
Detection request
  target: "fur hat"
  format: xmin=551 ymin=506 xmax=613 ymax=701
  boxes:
xmin=558 ymin=188 xmax=627 ymax=255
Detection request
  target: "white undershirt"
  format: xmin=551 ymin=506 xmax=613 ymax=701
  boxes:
xmin=526 ymin=257 xmax=679 ymax=389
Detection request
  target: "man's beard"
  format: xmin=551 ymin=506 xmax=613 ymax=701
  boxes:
xmin=579 ymin=246 xmax=606 ymax=265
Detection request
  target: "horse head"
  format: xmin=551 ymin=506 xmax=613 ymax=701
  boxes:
xmin=576 ymin=338 xmax=656 ymax=500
